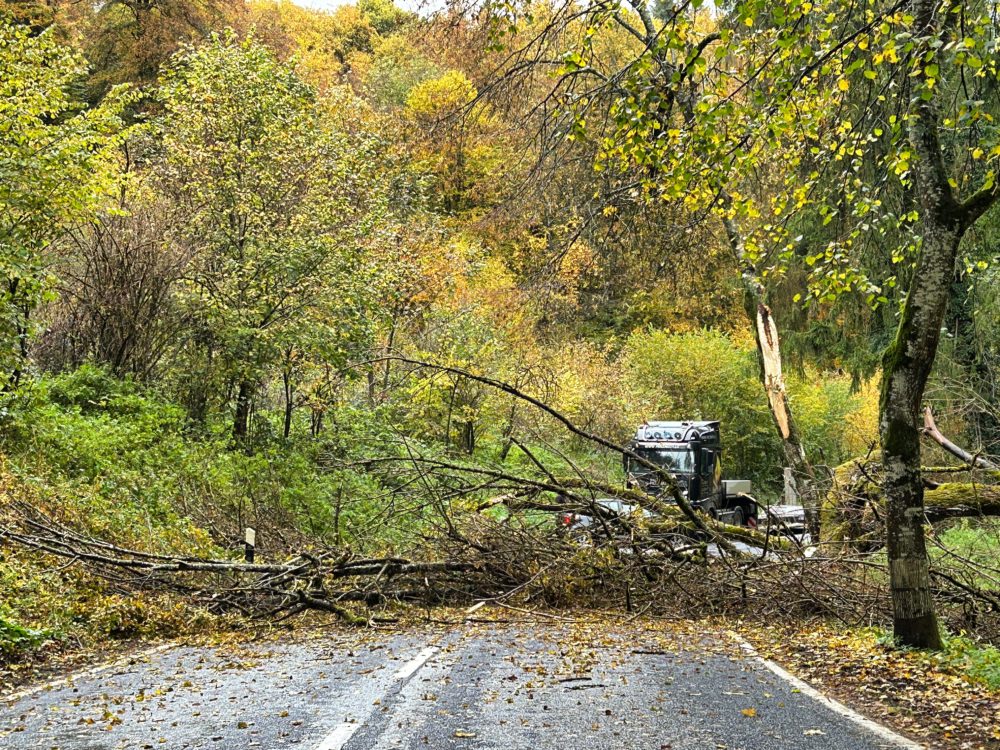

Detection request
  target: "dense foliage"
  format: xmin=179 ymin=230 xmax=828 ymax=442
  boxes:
xmin=0 ymin=0 xmax=997 ymax=657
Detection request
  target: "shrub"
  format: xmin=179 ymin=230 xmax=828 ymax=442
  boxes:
xmin=0 ymin=616 xmax=48 ymax=657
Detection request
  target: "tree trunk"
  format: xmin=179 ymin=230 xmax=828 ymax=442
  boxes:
xmin=366 ymin=368 xmax=377 ymax=407
xmin=872 ymin=0 xmax=999 ymax=649
xmin=750 ymin=298 xmax=818 ymax=533
xmin=720 ymin=209 xmax=819 ymax=537
xmin=283 ymin=369 xmax=293 ymax=440
xmin=381 ymin=323 xmax=396 ymax=394
xmin=878 ymin=218 xmax=957 ymax=649
xmin=498 ymin=401 xmax=518 ymax=462
xmin=233 ymin=379 xmax=253 ymax=445
xmin=311 ymin=408 xmax=324 ymax=437
xmin=823 ymin=459 xmax=1000 ymax=545
xmin=6 ymin=279 xmax=29 ymax=390
xmin=461 ymin=419 xmax=476 ymax=455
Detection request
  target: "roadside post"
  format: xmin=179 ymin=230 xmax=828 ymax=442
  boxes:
xmin=244 ymin=527 xmax=256 ymax=563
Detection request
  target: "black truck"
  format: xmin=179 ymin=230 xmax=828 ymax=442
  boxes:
xmin=623 ymin=420 xmax=759 ymax=527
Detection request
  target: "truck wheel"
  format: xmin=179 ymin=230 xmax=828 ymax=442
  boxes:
xmin=731 ymin=506 xmax=745 ymax=527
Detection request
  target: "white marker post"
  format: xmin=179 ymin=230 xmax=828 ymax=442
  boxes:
xmin=244 ymin=527 xmax=256 ymax=563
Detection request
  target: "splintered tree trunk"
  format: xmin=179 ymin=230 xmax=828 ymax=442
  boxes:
xmin=720 ymin=210 xmax=818 ymax=536
xmin=751 ymin=297 xmax=818 ymax=534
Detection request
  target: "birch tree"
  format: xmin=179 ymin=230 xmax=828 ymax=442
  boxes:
xmin=478 ymin=0 xmax=1000 ymax=646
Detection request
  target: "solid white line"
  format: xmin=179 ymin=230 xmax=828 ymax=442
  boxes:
xmin=392 ymin=645 xmax=439 ymax=681
xmin=311 ymin=645 xmax=440 ymax=750
xmin=734 ymin=638 xmax=924 ymax=749
xmin=2 ymin=643 xmax=174 ymax=704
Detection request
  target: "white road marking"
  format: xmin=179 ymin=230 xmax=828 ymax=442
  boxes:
xmin=313 ymin=722 xmax=363 ymax=750
xmin=1 ymin=643 xmax=174 ymax=704
xmin=733 ymin=637 xmax=924 ymax=749
xmin=312 ymin=645 xmax=440 ymax=750
xmin=392 ymin=645 xmax=439 ymax=681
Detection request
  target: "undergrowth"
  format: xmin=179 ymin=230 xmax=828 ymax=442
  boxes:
xmin=0 ymin=366 xmax=437 ymax=660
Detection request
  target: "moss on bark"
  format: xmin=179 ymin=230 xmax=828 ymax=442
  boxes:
xmin=823 ymin=459 xmax=1000 ymax=546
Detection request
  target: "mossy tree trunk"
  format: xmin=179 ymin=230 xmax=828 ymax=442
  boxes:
xmin=880 ymin=0 xmax=1000 ymax=649
xmin=822 ymin=460 xmax=1000 ymax=546
xmin=878 ymin=230 xmax=955 ymax=650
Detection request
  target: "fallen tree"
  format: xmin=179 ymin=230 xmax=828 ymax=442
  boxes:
xmin=823 ymin=460 xmax=1000 ymax=547
xmin=0 ymin=503 xmax=482 ymax=625
xmin=0 ymin=359 xmax=812 ymax=632
xmin=2 ymin=364 xmax=997 ymax=641
xmin=823 ymin=410 xmax=1000 ymax=547
xmin=3 ymin=460 xmax=995 ymax=638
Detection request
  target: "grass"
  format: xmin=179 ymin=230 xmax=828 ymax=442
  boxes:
xmin=938 ymin=634 xmax=1000 ymax=690
xmin=932 ymin=519 xmax=1000 ymax=591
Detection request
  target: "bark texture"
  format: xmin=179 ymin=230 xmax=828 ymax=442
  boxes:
xmin=879 ymin=190 xmax=957 ymax=649
xmin=875 ymin=0 xmax=1000 ymax=649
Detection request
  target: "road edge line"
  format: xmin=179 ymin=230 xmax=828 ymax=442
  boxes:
xmin=731 ymin=634 xmax=924 ymax=749
xmin=2 ymin=642 xmax=175 ymax=704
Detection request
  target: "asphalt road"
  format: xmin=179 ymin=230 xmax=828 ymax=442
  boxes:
xmin=1 ymin=619 xmax=912 ymax=750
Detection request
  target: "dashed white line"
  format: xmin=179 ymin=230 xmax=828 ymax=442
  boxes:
xmin=312 ymin=645 xmax=440 ymax=750
xmin=392 ymin=645 xmax=439 ymax=681
xmin=313 ymin=721 xmax=363 ymax=750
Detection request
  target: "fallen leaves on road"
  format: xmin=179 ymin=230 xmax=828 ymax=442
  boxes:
xmin=746 ymin=623 xmax=1000 ymax=750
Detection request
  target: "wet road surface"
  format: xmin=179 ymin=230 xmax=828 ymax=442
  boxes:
xmin=0 ymin=620 xmax=913 ymax=749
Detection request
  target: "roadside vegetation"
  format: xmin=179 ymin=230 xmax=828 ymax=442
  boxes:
xmin=1 ymin=0 xmax=1000 ymax=740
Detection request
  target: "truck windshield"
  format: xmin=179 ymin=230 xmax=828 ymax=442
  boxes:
xmin=633 ymin=449 xmax=695 ymax=473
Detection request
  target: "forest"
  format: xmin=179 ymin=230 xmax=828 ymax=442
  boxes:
xmin=1 ymin=0 xmax=1000 ymax=743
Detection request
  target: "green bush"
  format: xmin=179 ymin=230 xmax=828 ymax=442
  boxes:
xmin=1 ymin=366 xmax=435 ymax=554
xmin=787 ymin=372 xmax=860 ymax=470
xmin=0 ymin=616 xmax=48 ymax=657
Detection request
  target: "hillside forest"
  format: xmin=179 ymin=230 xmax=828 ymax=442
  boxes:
xmin=2 ymin=0 xmax=1000 ymax=697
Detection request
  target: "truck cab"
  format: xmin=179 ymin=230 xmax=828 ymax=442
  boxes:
xmin=624 ymin=420 xmax=757 ymax=527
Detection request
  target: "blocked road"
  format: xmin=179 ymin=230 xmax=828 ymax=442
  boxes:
xmin=1 ymin=619 xmax=914 ymax=749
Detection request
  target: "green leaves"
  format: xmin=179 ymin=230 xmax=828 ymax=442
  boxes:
xmin=0 ymin=21 xmax=135 ymax=391
xmin=155 ymin=32 xmax=406 ymax=430
xmin=543 ymin=0 xmax=1000 ymax=316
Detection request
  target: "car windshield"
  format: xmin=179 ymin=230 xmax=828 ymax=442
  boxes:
xmin=633 ymin=448 xmax=695 ymax=473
